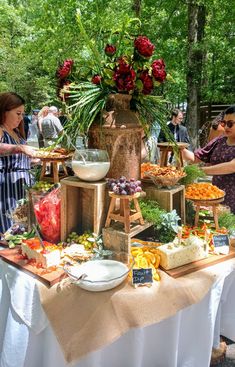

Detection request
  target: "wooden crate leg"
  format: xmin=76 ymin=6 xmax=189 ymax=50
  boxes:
xmin=40 ymin=162 xmax=47 ymax=181
xmin=133 ymin=198 xmax=144 ymax=225
xmin=123 ymin=199 xmax=130 ymax=233
xmin=213 ymin=205 xmax=219 ymax=230
xmin=194 ymin=205 xmax=200 ymax=227
xmin=52 ymin=162 xmax=59 ymax=183
xmin=62 ymin=162 xmax=68 ymax=176
xmin=105 ymin=198 xmax=116 ymax=227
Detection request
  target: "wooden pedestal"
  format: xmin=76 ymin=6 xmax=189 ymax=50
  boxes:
xmin=157 ymin=142 xmax=189 ymax=168
xmin=142 ymin=183 xmax=185 ymax=223
xmin=60 ymin=177 xmax=109 ymax=240
xmin=40 ymin=158 xmax=69 ymax=183
xmin=105 ymin=192 xmax=144 ymax=233
xmin=193 ymin=197 xmax=224 ymax=230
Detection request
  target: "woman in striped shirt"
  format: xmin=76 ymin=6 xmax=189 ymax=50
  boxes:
xmin=0 ymin=92 xmax=36 ymax=233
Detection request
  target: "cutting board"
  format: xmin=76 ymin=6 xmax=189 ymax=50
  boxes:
xmin=162 ymin=247 xmax=235 ymax=278
xmin=0 ymin=247 xmax=67 ymax=287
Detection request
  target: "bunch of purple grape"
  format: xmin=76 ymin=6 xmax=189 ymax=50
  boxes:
xmin=10 ymin=224 xmax=27 ymax=235
xmin=107 ymin=176 xmax=142 ymax=195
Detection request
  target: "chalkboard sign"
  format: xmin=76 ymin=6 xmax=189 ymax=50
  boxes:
xmin=212 ymin=234 xmax=230 ymax=248
xmin=132 ymin=268 xmax=153 ymax=285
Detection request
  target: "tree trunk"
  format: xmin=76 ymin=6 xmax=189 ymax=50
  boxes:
xmin=132 ymin=0 xmax=141 ymax=17
xmin=186 ymin=2 xmax=206 ymax=150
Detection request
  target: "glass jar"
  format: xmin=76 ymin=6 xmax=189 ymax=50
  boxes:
xmin=72 ymin=149 xmax=110 ymax=181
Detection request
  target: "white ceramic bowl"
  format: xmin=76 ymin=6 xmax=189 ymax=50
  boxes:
xmin=72 ymin=149 xmax=110 ymax=182
xmin=64 ymin=253 xmax=134 ymax=292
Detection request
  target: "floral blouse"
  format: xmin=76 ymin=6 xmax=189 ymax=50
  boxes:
xmin=195 ymin=136 xmax=235 ymax=213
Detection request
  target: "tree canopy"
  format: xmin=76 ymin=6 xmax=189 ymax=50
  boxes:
xmin=0 ymin=0 xmax=234 ymax=123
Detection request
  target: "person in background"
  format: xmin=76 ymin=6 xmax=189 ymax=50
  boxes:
xmin=158 ymin=108 xmax=190 ymax=145
xmin=38 ymin=106 xmax=49 ymax=148
xmin=182 ymin=105 xmax=235 ymax=213
xmin=40 ymin=106 xmax=64 ymax=147
xmin=158 ymin=108 xmax=191 ymax=163
xmin=58 ymin=109 xmax=68 ymax=126
xmin=23 ymin=114 xmax=30 ymax=139
xmin=142 ymin=121 xmax=161 ymax=163
xmin=0 ymin=92 xmax=36 ymax=233
xmin=31 ymin=109 xmax=39 ymax=125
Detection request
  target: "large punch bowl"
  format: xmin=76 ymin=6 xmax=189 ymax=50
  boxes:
xmin=72 ymin=149 xmax=110 ymax=182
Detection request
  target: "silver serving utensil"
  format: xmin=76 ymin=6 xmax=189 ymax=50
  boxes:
xmin=33 ymin=224 xmax=48 ymax=252
xmin=76 ymin=273 xmax=87 ymax=281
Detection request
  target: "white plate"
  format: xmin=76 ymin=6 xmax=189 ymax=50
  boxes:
xmin=65 ymin=259 xmax=130 ymax=292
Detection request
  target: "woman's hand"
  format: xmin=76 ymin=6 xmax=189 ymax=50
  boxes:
xmin=182 ymin=148 xmax=195 ymax=162
xmin=19 ymin=145 xmax=38 ymax=157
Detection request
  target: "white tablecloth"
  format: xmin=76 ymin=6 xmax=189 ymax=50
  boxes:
xmin=1 ymin=258 xmax=235 ymax=367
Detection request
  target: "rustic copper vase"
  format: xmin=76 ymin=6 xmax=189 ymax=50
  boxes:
xmin=88 ymin=94 xmax=143 ymax=180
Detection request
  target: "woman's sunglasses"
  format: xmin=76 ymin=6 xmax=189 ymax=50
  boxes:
xmin=220 ymin=120 xmax=235 ymax=128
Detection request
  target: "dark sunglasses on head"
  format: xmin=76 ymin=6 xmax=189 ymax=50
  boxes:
xmin=220 ymin=120 xmax=235 ymax=128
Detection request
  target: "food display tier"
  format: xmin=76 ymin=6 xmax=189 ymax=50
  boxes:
xmin=34 ymin=155 xmax=72 ymax=161
xmin=0 ymin=246 xmax=66 ymax=287
xmin=185 ymin=196 xmax=225 ymax=203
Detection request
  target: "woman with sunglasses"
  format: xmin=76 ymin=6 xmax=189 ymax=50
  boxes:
xmin=183 ymin=105 xmax=235 ymax=213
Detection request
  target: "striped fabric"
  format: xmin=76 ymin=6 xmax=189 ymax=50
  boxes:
xmin=0 ymin=130 xmax=33 ymax=233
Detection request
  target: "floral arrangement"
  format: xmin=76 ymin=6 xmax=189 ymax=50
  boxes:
xmin=57 ymin=36 xmax=166 ymax=97
xmin=55 ymin=14 xmax=172 ymax=143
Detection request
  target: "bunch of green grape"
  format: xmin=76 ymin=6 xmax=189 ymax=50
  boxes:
xmin=31 ymin=181 xmax=53 ymax=192
xmin=66 ymin=231 xmax=80 ymax=243
xmin=67 ymin=231 xmax=97 ymax=250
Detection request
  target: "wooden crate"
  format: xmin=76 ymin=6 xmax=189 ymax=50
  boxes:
xmin=142 ymin=183 xmax=185 ymax=223
xmin=60 ymin=177 xmax=109 ymax=241
xmin=102 ymin=221 xmax=153 ymax=254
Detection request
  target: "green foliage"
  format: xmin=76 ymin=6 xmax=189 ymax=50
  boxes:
xmin=0 ymin=0 xmax=234 ymax=119
xmin=138 ymin=199 xmax=180 ymax=243
xmin=218 ymin=212 xmax=235 ymax=231
xmin=180 ymin=164 xmax=206 ymax=186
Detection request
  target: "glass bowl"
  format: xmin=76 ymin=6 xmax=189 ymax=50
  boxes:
xmin=72 ymin=149 xmax=110 ymax=182
xmin=64 ymin=252 xmax=134 ymax=292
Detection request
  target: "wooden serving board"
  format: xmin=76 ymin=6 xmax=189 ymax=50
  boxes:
xmin=0 ymin=247 xmax=67 ymax=287
xmin=162 ymin=247 xmax=235 ymax=278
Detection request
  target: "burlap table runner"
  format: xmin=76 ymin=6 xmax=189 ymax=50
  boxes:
xmin=39 ymin=258 xmax=235 ymax=363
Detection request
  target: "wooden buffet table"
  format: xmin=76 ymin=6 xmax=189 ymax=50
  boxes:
xmin=1 ymin=252 xmax=235 ymax=367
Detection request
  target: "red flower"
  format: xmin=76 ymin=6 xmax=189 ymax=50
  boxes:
xmin=92 ymin=74 xmax=102 ymax=85
xmin=105 ymin=44 xmax=116 ymax=57
xmin=57 ymin=59 xmax=74 ymax=79
xmin=113 ymin=58 xmax=136 ymax=92
xmin=134 ymin=36 xmax=155 ymax=58
xmin=152 ymin=59 xmax=167 ymax=83
xmin=139 ymin=70 xmax=154 ymax=95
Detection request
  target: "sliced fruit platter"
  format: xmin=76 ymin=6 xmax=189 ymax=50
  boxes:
xmin=0 ymin=229 xmax=106 ymax=286
xmin=32 ymin=147 xmax=74 ymax=160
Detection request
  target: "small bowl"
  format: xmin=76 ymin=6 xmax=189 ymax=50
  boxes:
xmin=64 ymin=252 xmax=134 ymax=292
xmin=72 ymin=149 xmax=110 ymax=182
xmin=145 ymin=171 xmax=186 ymax=189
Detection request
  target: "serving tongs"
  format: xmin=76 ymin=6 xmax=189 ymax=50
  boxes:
xmin=33 ymin=224 xmax=48 ymax=253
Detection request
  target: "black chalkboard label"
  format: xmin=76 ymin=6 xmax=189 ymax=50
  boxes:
xmin=132 ymin=268 xmax=153 ymax=285
xmin=212 ymin=235 xmax=230 ymax=247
